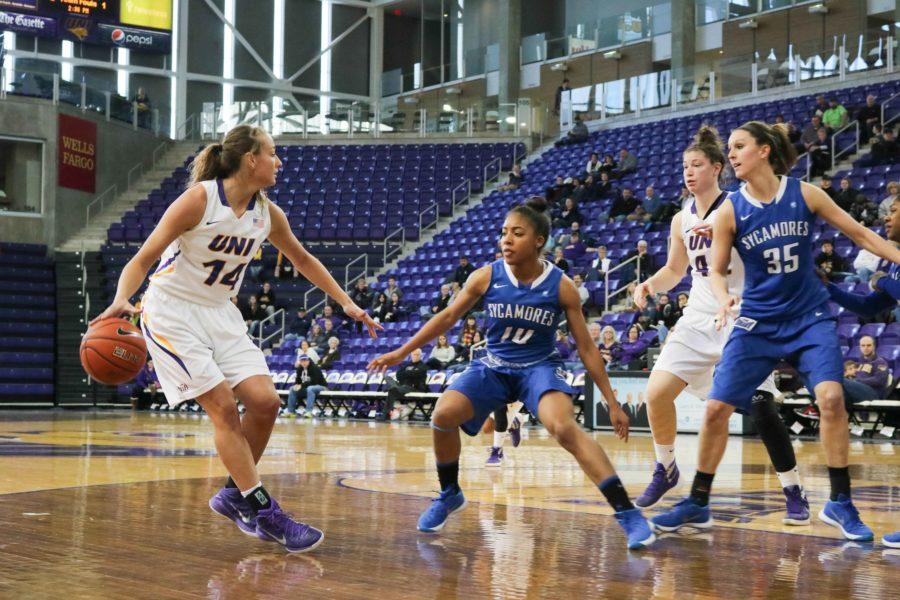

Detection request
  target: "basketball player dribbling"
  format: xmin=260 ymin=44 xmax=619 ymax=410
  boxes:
xmin=93 ymin=125 xmax=381 ymax=553
xmin=370 ymin=199 xmax=656 ymax=550
xmin=652 ymin=121 xmax=900 ymax=540
xmin=631 ymin=126 xmax=810 ymax=524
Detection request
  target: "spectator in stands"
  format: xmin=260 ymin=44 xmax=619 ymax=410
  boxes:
xmin=555 ymin=221 xmax=581 ymax=247
xmin=553 ymin=197 xmax=583 ymax=229
xmin=815 ymin=239 xmax=850 ymax=282
xmin=426 ymin=335 xmax=457 ymax=370
xmin=384 ymin=291 xmax=405 ymax=322
xmin=284 ymin=307 xmax=313 ymax=342
xmin=319 ymin=305 xmax=345 ymax=330
xmin=384 ymin=276 xmax=403 ymax=299
xmin=588 ymin=321 xmax=603 ymax=347
xmin=553 ymin=246 xmax=570 ymax=273
xmin=675 ymin=186 xmax=690 ymax=207
xmin=639 ymin=185 xmax=673 ymax=224
xmin=820 ymin=176 xmax=838 ymax=200
xmin=585 ymin=152 xmax=602 ymax=178
xmin=812 ymin=94 xmax=829 ymax=118
xmin=607 ymin=187 xmax=640 ymax=222
xmin=578 ymin=175 xmax=600 ymax=203
xmin=132 ymin=360 xmax=160 ymax=409
xmin=133 ymin=87 xmax=151 ymax=129
xmin=852 ymin=248 xmax=883 ymax=284
xmin=274 ymin=251 xmax=296 ymax=279
xmin=350 ymin=278 xmax=373 ymax=310
xmin=853 ymin=336 xmax=890 ymax=399
xmin=371 ymin=292 xmax=389 ymax=323
xmin=284 ymin=354 xmax=327 ymax=417
xmin=616 ymin=148 xmax=638 ymax=177
xmin=563 ymin=231 xmax=588 ymax=261
xmin=554 ymin=78 xmax=570 ymax=114
xmin=809 ymin=128 xmax=832 ymax=178
xmin=555 ymin=116 xmax=589 ymax=147
xmin=857 ymin=94 xmax=881 ymax=143
xmin=451 ymin=256 xmax=475 ymax=286
xmin=243 ymin=295 xmax=265 ymax=333
xmin=545 ymin=175 xmax=572 ymax=206
xmin=879 ymin=181 xmax=899 ymax=221
xmin=658 ymin=293 xmax=682 ymax=329
xmin=457 ymin=315 xmax=481 ymax=348
xmin=594 ymin=171 xmax=614 ymax=199
xmin=784 ymin=120 xmax=802 ymax=152
xmin=247 ymin=245 xmax=264 ymax=283
xmin=382 ymin=348 xmax=429 ymax=420
xmin=834 ymin=177 xmax=860 ymax=212
xmin=599 ymin=326 xmax=621 ymax=366
xmin=423 ymin=283 xmax=452 ymax=318
xmin=599 ymin=153 xmax=617 ymax=177
xmin=614 ymin=324 xmax=649 ymax=370
xmin=586 ymin=245 xmax=613 ymax=282
xmin=297 ymin=339 xmax=319 ymax=364
xmin=321 ymin=319 xmax=339 ymax=346
xmin=624 ymin=239 xmax=654 ymax=283
xmin=448 ymin=281 xmax=463 ymax=304
xmin=499 ymin=163 xmax=524 ymax=191
xmin=318 ymin=337 xmax=341 ymax=370
xmin=870 ymin=127 xmax=900 ymax=165
xmin=822 ymin=97 xmax=849 ymax=131
xmin=573 ymin=273 xmax=589 ymax=310
xmin=840 ymin=182 xmax=877 ymax=226
xmin=255 ymin=281 xmax=276 ymax=316
xmin=801 ymin=115 xmax=824 ymax=152
xmin=307 ymin=322 xmax=327 ymax=349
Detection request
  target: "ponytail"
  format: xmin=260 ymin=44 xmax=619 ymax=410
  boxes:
xmin=189 ymin=124 xmax=271 ymax=204
xmin=683 ymin=124 xmax=726 ymax=182
xmin=736 ymin=120 xmax=798 ymax=176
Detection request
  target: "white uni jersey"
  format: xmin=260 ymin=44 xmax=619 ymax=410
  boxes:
xmin=680 ymin=193 xmax=744 ymax=315
xmin=148 ymin=179 xmax=271 ymax=306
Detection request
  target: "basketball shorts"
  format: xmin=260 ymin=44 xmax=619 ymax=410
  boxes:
xmin=653 ymin=308 xmax=778 ymax=400
xmin=140 ymin=287 xmax=270 ymax=406
xmin=710 ymin=303 xmax=843 ymax=413
xmin=448 ymin=358 xmax=576 ymax=436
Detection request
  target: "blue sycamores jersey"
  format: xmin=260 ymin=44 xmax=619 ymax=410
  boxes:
xmin=482 ymin=259 xmax=565 ymax=367
xmin=730 ymin=176 xmax=829 ymax=320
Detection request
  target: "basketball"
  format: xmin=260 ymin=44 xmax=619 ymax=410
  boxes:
xmin=79 ymin=318 xmax=147 ymax=385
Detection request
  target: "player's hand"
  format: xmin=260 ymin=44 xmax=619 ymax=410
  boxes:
xmin=870 ymin=271 xmax=887 ymax=291
xmin=343 ymin=302 xmax=384 ymax=338
xmin=367 ymin=350 xmax=407 ymax=373
xmin=608 ymin=404 xmax=630 ymax=442
xmin=632 ymin=280 xmax=654 ymax=310
xmin=714 ymin=295 xmax=739 ymax=331
xmin=691 ymin=222 xmax=714 ymax=239
xmin=91 ymin=299 xmax=140 ymax=326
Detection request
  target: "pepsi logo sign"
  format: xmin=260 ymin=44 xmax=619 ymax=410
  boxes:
xmin=110 ymin=27 xmax=154 ymax=47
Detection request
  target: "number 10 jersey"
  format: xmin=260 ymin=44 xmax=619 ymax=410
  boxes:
xmin=149 ymin=179 xmax=271 ymax=307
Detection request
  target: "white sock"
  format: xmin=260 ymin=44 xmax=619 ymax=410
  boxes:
xmin=776 ymin=467 xmax=801 ymax=489
xmin=493 ymin=430 xmax=504 ymax=449
xmin=240 ymin=482 xmax=263 ymax=498
xmin=654 ymin=443 xmax=676 ymax=469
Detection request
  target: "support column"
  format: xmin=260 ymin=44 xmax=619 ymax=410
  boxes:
xmin=498 ymin=0 xmax=521 ymax=106
xmin=368 ymin=7 xmax=383 ymax=103
xmin=670 ymin=0 xmax=695 ymax=83
xmin=173 ymin=0 xmax=189 ymax=138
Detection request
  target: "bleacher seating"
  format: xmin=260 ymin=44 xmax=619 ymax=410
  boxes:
xmin=0 ymin=243 xmax=55 ymax=403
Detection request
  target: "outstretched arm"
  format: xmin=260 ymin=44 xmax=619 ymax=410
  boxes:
xmin=368 ymin=266 xmax=491 ymax=371
xmin=709 ymin=199 xmax=739 ymax=329
xmin=560 ymin=276 xmax=629 ymax=441
xmin=826 ymin=283 xmax=895 ymax=318
xmin=634 ymin=211 xmax=690 ymax=309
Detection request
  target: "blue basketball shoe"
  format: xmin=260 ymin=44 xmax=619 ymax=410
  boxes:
xmin=486 ymin=447 xmax=504 ymax=467
xmin=209 ymin=487 xmax=257 ymax=536
xmin=255 ymin=499 xmax=325 ymax=553
xmin=782 ymin=485 xmax=810 ymax=525
xmin=417 ymin=487 xmax=467 ymax=532
xmin=614 ymin=508 xmax=656 ymax=550
xmin=884 ymin=531 xmax=900 ymax=548
xmin=509 ymin=416 xmax=522 ymax=448
xmin=635 ymin=461 xmax=679 ymax=508
xmin=650 ymin=497 xmax=713 ymax=532
xmin=818 ymin=495 xmax=873 ymax=541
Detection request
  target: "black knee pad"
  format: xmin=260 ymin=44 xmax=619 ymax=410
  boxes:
xmin=493 ymin=408 xmax=508 ymax=433
xmin=750 ymin=390 xmax=778 ymax=422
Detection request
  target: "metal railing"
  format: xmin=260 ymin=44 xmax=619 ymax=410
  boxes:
xmin=383 ymin=227 xmax=405 ymax=265
xmin=85 ymin=184 xmax=118 ymax=228
xmin=883 ymin=91 xmax=900 ymax=129
xmin=344 ymin=253 xmax=369 ymax=289
xmin=470 ymin=338 xmax=487 ymax=361
xmin=451 ymin=180 xmax=471 ymax=216
xmin=796 ymin=152 xmax=811 ymax=181
xmin=603 ymin=254 xmax=642 ymax=312
xmin=127 ymin=139 xmax=171 ymax=189
xmin=483 ymin=157 xmax=502 ymax=188
xmin=255 ymin=308 xmax=286 ymax=348
xmin=303 ymin=287 xmax=327 ymax=313
xmin=177 ymin=113 xmax=198 ymax=141
xmin=418 ymin=202 xmax=440 ymax=237
xmin=831 ymin=120 xmax=860 ymax=170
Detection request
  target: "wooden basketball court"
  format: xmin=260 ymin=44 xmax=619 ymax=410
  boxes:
xmin=0 ymin=410 xmax=897 ymax=599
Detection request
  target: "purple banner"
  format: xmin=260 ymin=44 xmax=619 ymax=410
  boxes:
xmin=0 ymin=10 xmax=56 ymax=38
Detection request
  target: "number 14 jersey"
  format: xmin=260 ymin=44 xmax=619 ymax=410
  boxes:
xmin=149 ymin=179 xmax=271 ymax=307
xmin=681 ymin=191 xmax=745 ymax=315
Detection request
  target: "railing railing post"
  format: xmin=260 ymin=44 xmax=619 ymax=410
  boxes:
xmin=80 ymin=79 xmax=86 ymax=111
xmin=601 ymin=82 xmax=608 ymax=120
xmin=132 ymin=101 xmax=138 ymax=130
xmin=751 ymin=62 xmax=758 ymax=95
xmin=419 ymin=107 xmax=426 ymax=138
xmin=708 ymin=71 xmax=716 ymax=104
xmin=831 ymin=120 xmax=860 ymax=170
xmin=467 ymin=106 xmax=474 ymax=137
xmin=603 ymin=254 xmax=641 ymax=312
xmin=839 ymin=44 xmax=847 ymax=80
xmin=794 ymin=54 xmax=802 ymax=88
xmin=888 ymin=37 xmax=895 ymax=73
xmin=104 ymin=91 xmax=111 ymax=121
xmin=52 ymin=73 xmax=59 ymax=105
xmin=302 ymin=107 xmax=309 ymax=140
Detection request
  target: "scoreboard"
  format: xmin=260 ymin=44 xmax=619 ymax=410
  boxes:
xmin=0 ymin=0 xmax=172 ymax=52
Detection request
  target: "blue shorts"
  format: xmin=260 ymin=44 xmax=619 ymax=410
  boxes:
xmin=710 ymin=304 xmax=843 ymax=413
xmin=447 ymin=358 xmax=576 ymax=436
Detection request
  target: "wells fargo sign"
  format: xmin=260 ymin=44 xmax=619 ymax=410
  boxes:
xmin=58 ymin=114 xmax=97 ymax=193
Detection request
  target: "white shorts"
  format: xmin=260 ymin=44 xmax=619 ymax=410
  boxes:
xmin=653 ymin=308 xmax=778 ymax=400
xmin=140 ymin=287 xmax=270 ymax=406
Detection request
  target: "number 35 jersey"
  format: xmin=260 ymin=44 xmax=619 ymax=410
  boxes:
xmin=730 ymin=176 xmax=828 ymax=321
xmin=482 ymin=259 xmax=564 ymax=368
xmin=149 ymin=179 xmax=271 ymax=307
xmin=681 ymin=191 xmax=745 ymax=316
